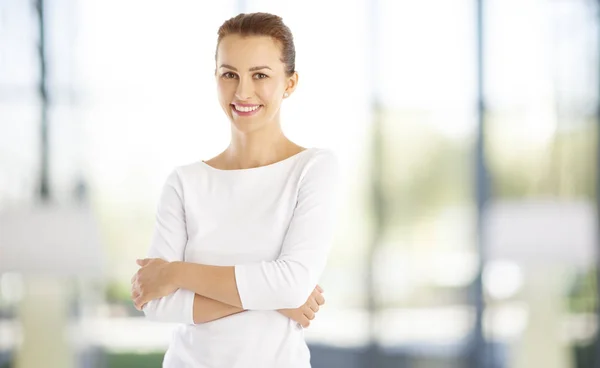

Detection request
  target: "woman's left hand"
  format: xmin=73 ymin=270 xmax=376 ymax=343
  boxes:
xmin=131 ymin=258 xmax=178 ymax=310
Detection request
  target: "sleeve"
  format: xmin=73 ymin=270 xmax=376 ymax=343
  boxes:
xmin=142 ymin=169 xmax=195 ymax=324
xmin=234 ymin=150 xmax=340 ymax=310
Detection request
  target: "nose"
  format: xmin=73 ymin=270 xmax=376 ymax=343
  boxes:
xmin=234 ymin=76 xmax=254 ymax=101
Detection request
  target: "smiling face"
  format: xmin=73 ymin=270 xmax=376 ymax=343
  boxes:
xmin=216 ymin=34 xmax=298 ymax=133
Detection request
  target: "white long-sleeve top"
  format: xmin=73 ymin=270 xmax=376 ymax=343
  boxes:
xmin=142 ymin=147 xmax=339 ymax=368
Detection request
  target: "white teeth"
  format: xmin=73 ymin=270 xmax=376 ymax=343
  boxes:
xmin=234 ymin=105 xmax=260 ymax=113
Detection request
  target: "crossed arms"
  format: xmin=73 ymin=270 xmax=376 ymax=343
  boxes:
xmin=130 ymin=151 xmax=338 ymax=326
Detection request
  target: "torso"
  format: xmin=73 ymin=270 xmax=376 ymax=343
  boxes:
xmin=163 ymin=146 xmax=326 ymax=368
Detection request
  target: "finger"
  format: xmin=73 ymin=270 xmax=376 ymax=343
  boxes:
xmin=308 ymin=301 xmax=319 ymax=313
xmin=130 ymin=273 xmax=137 ymax=284
xmin=299 ymin=317 xmax=310 ymax=328
xmin=315 ymin=292 xmax=325 ymax=306
xmin=316 ymin=284 xmax=324 ymax=293
xmin=133 ymin=297 xmax=143 ymax=311
xmin=303 ymin=308 xmax=316 ymax=321
xmin=131 ymin=279 xmax=139 ymax=292
xmin=136 ymin=258 xmax=150 ymax=267
xmin=134 ymin=295 xmax=148 ymax=311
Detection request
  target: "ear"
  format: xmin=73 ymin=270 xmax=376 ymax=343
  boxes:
xmin=283 ymin=71 xmax=299 ymax=98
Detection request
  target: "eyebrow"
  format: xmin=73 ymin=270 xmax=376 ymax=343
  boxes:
xmin=219 ymin=64 xmax=272 ymax=72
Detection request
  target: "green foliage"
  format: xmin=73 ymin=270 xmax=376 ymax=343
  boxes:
xmin=107 ymin=352 xmax=164 ymax=368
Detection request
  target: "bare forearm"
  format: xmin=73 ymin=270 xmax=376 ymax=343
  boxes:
xmin=169 ymin=262 xmax=311 ymax=319
xmin=172 ymin=262 xmax=243 ymax=308
xmin=193 ymin=294 xmax=245 ymax=324
xmin=193 ymin=295 xmax=299 ymax=324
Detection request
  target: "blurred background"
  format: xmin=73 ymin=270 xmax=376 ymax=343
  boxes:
xmin=0 ymin=0 xmax=599 ymax=367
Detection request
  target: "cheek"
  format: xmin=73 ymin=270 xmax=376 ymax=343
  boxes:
xmin=217 ymin=81 xmax=233 ymax=102
xmin=256 ymin=81 xmax=282 ymax=105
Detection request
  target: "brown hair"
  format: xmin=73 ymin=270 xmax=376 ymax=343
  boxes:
xmin=216 ymin=12 xmax=296 ymax=76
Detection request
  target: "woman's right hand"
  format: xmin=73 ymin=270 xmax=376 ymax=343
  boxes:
xmin=277 ymin=285 xmax=325 ymax=328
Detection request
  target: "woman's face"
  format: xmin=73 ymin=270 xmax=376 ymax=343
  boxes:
xmin=215 ymin=34 xmax=297 ymax=133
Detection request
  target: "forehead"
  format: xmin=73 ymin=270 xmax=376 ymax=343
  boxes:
xmin=217 ymin=35 xmax=284 ymax=69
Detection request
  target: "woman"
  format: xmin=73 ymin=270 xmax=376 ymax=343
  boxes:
xmin=130 ymin=12 xmax=339 ymax=368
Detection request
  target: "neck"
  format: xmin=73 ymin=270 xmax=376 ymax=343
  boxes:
xmin=226 ymin=123 xmax=291 ymax=169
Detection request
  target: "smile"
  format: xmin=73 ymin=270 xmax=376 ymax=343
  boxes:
xmin=231 ymin=104 xmax=263 ymax=116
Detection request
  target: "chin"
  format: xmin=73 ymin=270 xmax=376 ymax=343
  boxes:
xmin=230 ymin=118 xmax=268 ymax=134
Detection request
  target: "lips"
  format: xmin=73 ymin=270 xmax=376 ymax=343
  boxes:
xmin=233 ymin=104 xmax=261 ymax=112
xmin=231 ymin=103 xmax=263 ymax=116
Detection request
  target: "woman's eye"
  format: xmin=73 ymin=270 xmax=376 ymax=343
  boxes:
xmin=254 ymin=73 xmax=268 ymax=79
xmin=223 ymin=72 xmax=237 ymax=79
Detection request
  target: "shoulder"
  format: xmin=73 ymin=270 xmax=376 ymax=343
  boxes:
xmin=298 ymin=147 xmax=340 ymax=184
xmin=302 ymin=147 xmax=338 ymax=168
xmin=162 ymin=160 xmax=206 ymax=189
xmin=305 ymin=147 xmax=338 ymax=168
